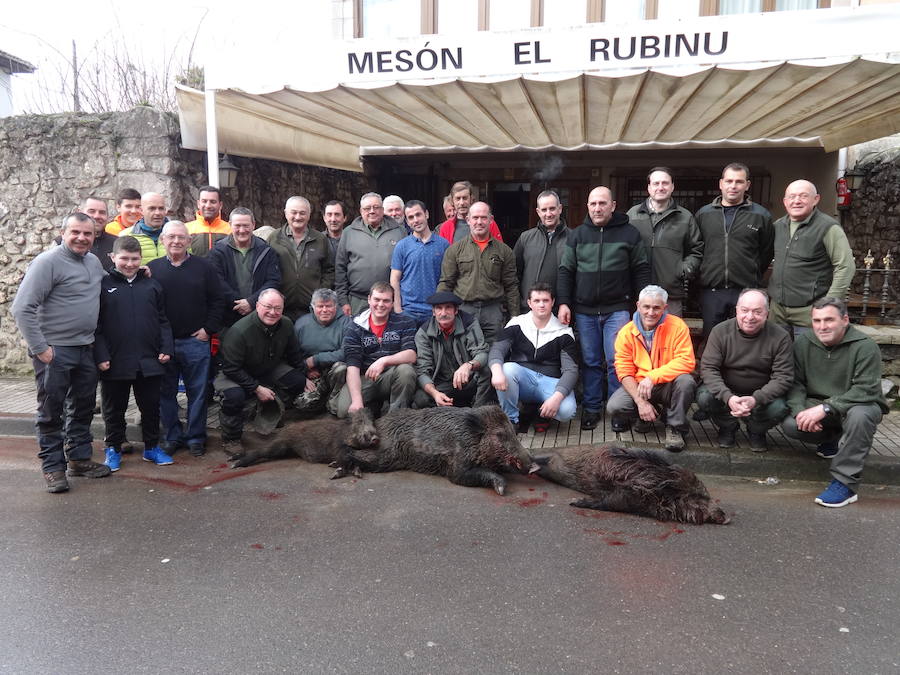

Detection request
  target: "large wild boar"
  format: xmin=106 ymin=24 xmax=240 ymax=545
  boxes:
xmin=533 ymin=445 xmax=730 ymax=525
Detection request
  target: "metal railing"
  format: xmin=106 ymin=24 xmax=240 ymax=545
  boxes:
xmin=852 ymin=250 xmax=895 ymax=322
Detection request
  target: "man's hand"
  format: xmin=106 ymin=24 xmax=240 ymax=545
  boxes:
xmin=539 ymin=391 xmax=564 ymax=420
xmin=452 ymin=362 xmax=473 ymax=390
xmin=432 ymin=391 xmax=454 ymax=407
xmin=36 ymin=347 xmax=54 ymax=364
xmin=728 ymin=395 xmax=756 ymax=418
xmin=255 ymin=385 xmax=276 ymax=402
xmin=304 ymin=378 xmax=317 ymax=393
xmin=637 ymin=399 xmax=658 ymax=422
xmin=636 ymin=376 xmax=654 ymax=400
xmin=234 ymin=299 xmax=252 ymax=315
xmin=348 ymin=400 xmax=365 ymax=414
xmin=158 ymin=353 xmax=171 ymax=364
xmin=557 ymin=304 xmax=571 ymax=325
xmin=192 ymin=328 xmax=210 ymax=342
xmin=365 ymin=358 xmax=386 ymax=381
xmin=796 ymin=404 xmax=827 ymax=433
xmin=491 ymin=367 xmax=507 ymax=392
xmin=342 ymin=304 xmax=352 ymax=316
xmin=98 ymin=361 xmax=110 ymax=371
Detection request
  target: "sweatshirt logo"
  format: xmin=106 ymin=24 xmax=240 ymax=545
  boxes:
xmin=107 ymin=288 xmax=118 ymax=293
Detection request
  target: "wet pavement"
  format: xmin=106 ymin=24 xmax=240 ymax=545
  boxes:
xmin=0 ymin=434 xmax=898 ymax=674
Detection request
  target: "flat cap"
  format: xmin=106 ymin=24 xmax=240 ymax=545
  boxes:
xmin=426 ymin=291 xmax=463 ymax=306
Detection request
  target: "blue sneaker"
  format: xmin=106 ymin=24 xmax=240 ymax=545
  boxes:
xmin=104 ymin=447 xmax=121 ymax=472
xmin=143 ymin=446 xmax=174 ymax=466
xmin=814 ymin=479 xmax=857 ymax=508
xmin=816 ymin=441 xmax=839 ymax=459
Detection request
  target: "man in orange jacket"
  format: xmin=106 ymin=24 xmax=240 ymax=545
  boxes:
xmin=607 ymin=284 xmax=696 ymax=452
xmin=186 ymin=185 xmax=230 ymax=256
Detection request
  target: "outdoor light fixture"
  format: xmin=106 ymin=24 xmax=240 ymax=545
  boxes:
xmin=218 ymin=153 xmax=239 ymax=190
xmin=843 ymin=167 xmax=866 ymax=192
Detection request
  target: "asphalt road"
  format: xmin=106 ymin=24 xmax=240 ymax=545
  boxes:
xmin=0 ymin=439 xmax=898 ymax=674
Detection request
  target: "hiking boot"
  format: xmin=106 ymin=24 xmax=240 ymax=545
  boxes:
xmin=716 ymin=426 xmax=736 ymax=448
xmin=610 ymin=416 xmax=631 ymax=433
xmin=814 ymin=479 xmax=857 ymax=508
xmin=44 ymin=471 xmax=69 ymax=493
xmin=222 ymin=439 xmax=243 ymax=460
xmin=188 ymin=443 xmax=206 ymax=457
xmin=816 ymin=441 xmax=839 ymax=459
xmin=67 ymin=460 xmax=112 ymax=478
xmin=142 ymin=446 xmax=174 ymax=466
xmin=104 ymin=447 xmax=122 ymax=472
xmin=580 ymin=411 xmax=600 ymax=431
xmin=748 ymin=432 xmax=768 ymax=453
xmin=633 ymin=419 xmax=654 ymax=434
xmin=664 ymin=426 xmax=685 ymax=452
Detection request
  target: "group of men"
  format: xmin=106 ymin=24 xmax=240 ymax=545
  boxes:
xmin=11 ymin=167 xmax=887 ymax=508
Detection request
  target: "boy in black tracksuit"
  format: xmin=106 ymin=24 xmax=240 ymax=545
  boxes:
xmin=94 ymin=236 xmax=175 ymax=470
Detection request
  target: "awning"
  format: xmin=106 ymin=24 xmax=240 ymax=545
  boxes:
xmin=177 ymin=6 xmax=900 ymax=173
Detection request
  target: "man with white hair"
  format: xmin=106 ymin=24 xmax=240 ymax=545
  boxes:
xmin=148 ymin=220 xmax=224 ymax=457
xmin=335 ymin=192 xmax=406 ymax=316
xmin=268 ymin=195 xmax=334 ymax=320
xmin=768 ymin=179 xmax=855 ymax=334
xmin=383 ymin=194 xmax=409 ymax=232
xmin=607 ymin=284 xmax=696 ymax=452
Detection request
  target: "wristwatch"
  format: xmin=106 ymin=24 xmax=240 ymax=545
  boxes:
xmin=822 ymin=403 xmax=834 ymax=416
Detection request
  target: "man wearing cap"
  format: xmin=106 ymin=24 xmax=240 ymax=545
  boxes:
xmin=215 ymin=289 xmax=310 ymax=458
xmin=414 ymin=290 xmax=491 ymax=408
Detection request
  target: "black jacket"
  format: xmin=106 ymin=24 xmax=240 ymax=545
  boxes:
xmin=94 ymin=269 xmax=174 ymax=379
xmin=219 ymin=312 xmax=306 ymax=394
xmin=208 ymin=235 xmax=282 ymax=327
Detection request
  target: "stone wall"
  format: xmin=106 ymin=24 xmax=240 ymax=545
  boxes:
xmin=0 ymin=109 xmax=372 ymax=373
xmin=842 ymin=146 xmax=900 ymax=310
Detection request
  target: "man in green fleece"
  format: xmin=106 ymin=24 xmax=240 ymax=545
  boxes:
xmin=768 ymin=180 xmax=855 ymax=334
xmin=782 ymin=298 xmax=889 ymax=508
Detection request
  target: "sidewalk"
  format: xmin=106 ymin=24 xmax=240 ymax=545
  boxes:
xmin=1 ymin=375 xmax=898 ymax=486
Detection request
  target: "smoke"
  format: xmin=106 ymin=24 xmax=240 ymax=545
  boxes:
xmin=531 ymin=154 xmax=564 ymax=184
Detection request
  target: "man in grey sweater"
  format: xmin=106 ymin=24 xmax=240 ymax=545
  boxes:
xmin=12 ymin=213 xmax=112 ymax=493
xmin=697 ymin=289 xmax=793 ymax=452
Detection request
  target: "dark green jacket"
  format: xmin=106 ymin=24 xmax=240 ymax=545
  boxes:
xmin=437 ymin=236 xmax=520 ymax=314
xmin=220 ymin=312 xmax=305 ymax=394
xmin=513 ymin=223 xmax=568 ymax=311
xmin=268 ymin=225 xmax=335 ymax=320
xmin=769 ymin=209 xmax=854 ymax=308
xmin=557 ymin=212 xmax=650 ymax=315
xmin=414 ymin=311 xmax=488 ymax=388
xmin=695 ymin=197 xmax=774 ymax=289
xmin=626 ymin=199 xmax=703 ymax=300
xmin=787 ymin=325 xmax=889 ymax=416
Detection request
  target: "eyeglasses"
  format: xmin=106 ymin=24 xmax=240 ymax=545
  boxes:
xmin=259 ymin=303 xmax=284 ymax=313
xmin=361 ymin=205 xmax=383 ymax=212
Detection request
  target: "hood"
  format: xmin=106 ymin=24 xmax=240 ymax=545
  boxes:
xmin=505 ymin=312 xmax=574 ymax=349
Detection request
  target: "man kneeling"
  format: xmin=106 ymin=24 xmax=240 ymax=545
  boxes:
xmin=607 ymin=284 xmax=696 ymax=451
xmin=489 ymin=283 xmax=578 ymax=432
xmin=216 ymin=289 xmax=309 ymax=457
xmin=782 ymin=298 xmax=889 ymax=507
xmin=329 ymin=281 xmax=418 ymax=418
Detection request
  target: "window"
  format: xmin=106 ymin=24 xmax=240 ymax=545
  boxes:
xmin=719 ymin=0 xmax=762 ymax=13
xmin=656 ymin=0 xmax=700 ymax=20
xmin=604 ymin=0 xmax=646 ymax=21
xmin=489 ymin=0 xmax=532 ymax=30
xmin=437 ymin=0 xmax=479 ymax=33
xmin=540 ymin=0 xmax=588 ymax=27
xmin=362 ymin=0 xmax=421 ymax=37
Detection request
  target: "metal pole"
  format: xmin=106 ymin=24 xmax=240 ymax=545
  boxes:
xmin=205 ymin=88 xmax=219 ymax=187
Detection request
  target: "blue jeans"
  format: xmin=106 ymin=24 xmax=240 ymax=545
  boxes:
xmin=575 ymin=310 xmax=629 ymax=413
xmin=160 ymin=337 xmax=210 ymax=446
xmin=33 ymin=345 xmax=98 ymax=472
xmin=496 ymin=362 xmax=578 ymax=424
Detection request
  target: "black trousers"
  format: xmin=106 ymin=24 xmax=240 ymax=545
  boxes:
xmin=100 ymin=374 xmax=162 ymax=449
